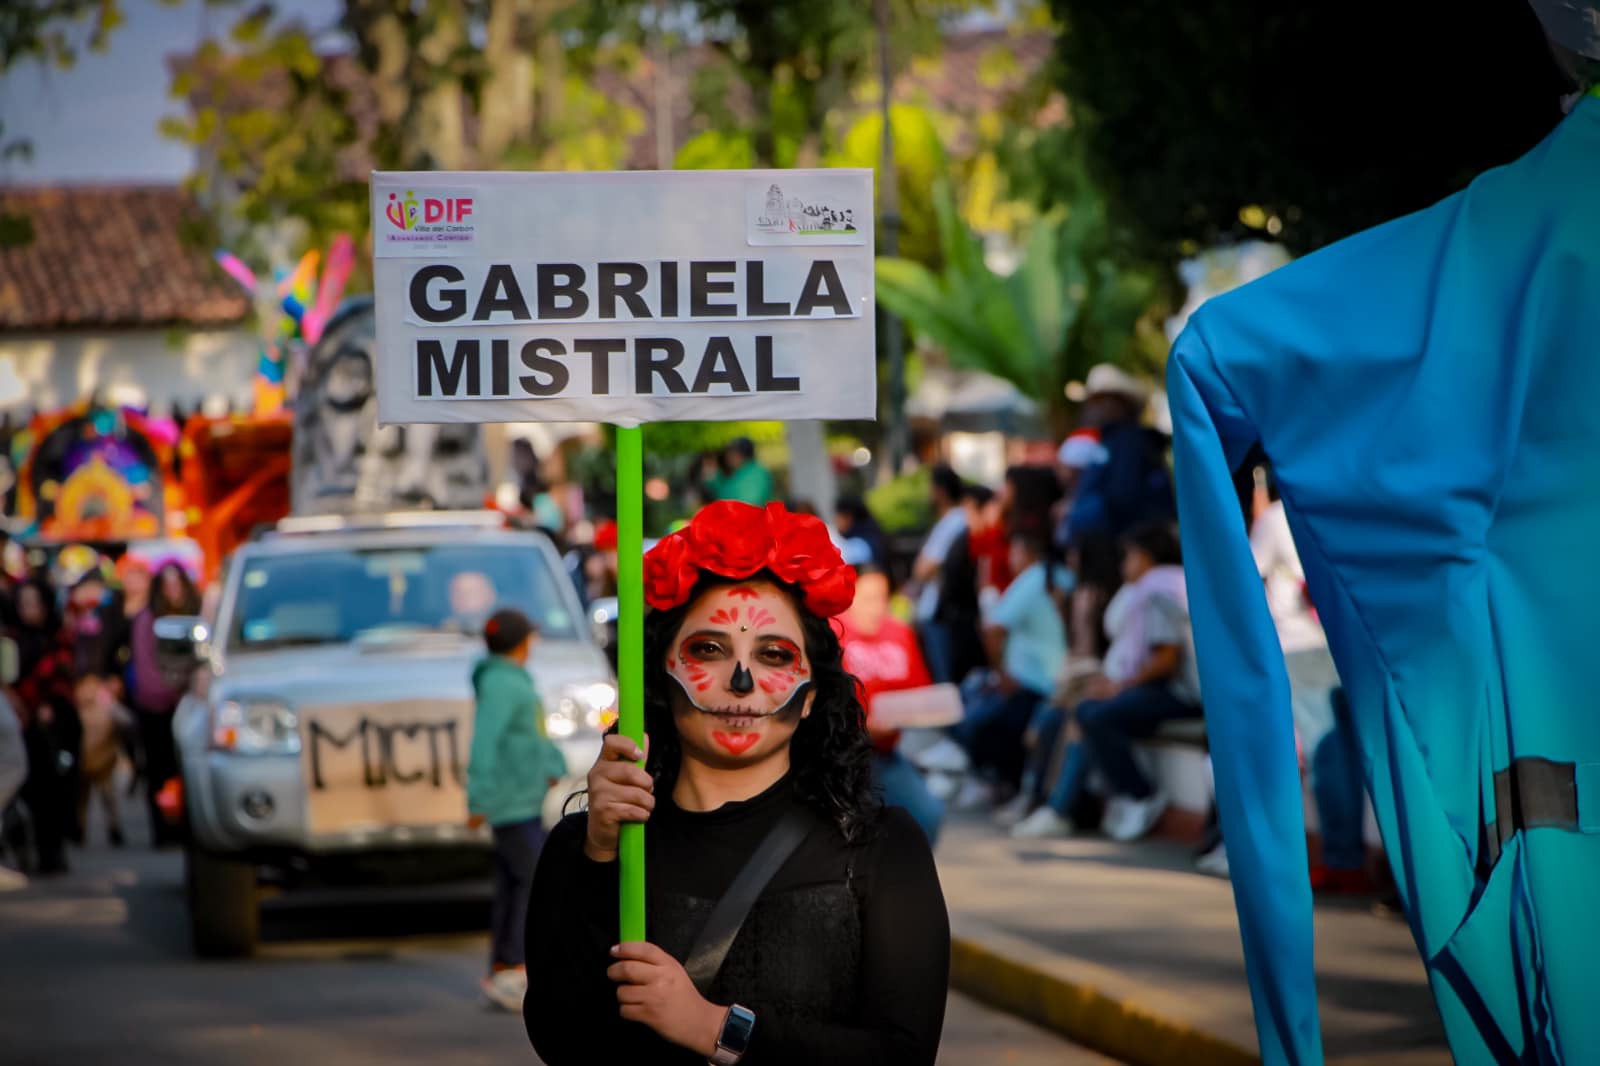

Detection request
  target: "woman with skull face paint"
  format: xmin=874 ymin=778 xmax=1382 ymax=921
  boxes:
xmin=524 ymin=501 xmax=950 ymax=1066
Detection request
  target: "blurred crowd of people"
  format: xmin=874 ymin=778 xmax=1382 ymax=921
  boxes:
xmin=0 ymin=372 xmax=1374 ymax=894
xmin=0 ymin=539 xmax=203 ymax=887
xmin=869 ymin=363 xmax=1204 ymax=850
xmin=833 ymin=363 xmax=1373 ymax=896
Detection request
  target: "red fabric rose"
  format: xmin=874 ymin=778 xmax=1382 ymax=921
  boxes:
xmin=642 ymin=531 xmax=700 ymax=611
xmin=640 ymin=500 xmax=857 ymax=617
xmin=766 ymin=503 xmax=857 ymax=615
xmin=800 ymin=565 xmax=857 ymax=618
xmin=685 ymin=500 xmax=773 ymax=579
xmin=765 ymin=503 xmax=836 ymax=584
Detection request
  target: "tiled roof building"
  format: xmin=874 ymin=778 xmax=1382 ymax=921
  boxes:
xmin=0 ymin=185 xmax=250 ymax=330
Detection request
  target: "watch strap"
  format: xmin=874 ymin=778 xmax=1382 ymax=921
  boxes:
xmin=708 ymin=1003 xmax=756 ymax=1064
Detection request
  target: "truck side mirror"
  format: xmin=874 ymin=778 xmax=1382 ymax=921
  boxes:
xmin=588 ymin=597 xmax=618 ymax=650
xmin=154 ymin=615 xmax=210 ymax=681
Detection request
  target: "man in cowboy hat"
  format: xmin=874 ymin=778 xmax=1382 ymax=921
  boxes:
xmin=1062 ymin=364 xmax=1175 ymax=553
xmin=1082 ymin=363 xmax=1150 ymax=425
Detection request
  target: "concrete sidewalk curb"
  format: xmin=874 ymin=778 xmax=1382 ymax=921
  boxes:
xmin=949 ymin=933 xmax=1261 ymax=1066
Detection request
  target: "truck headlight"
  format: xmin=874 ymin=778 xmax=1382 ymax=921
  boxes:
xmin=546 ymin=682 xmax=618 ymax=738
xmin=211 ymin=699 xmax=301 ymax=755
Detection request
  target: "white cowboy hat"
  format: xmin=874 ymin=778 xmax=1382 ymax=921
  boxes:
xmin=1084 ymin=363 xmax=1151 ymax=403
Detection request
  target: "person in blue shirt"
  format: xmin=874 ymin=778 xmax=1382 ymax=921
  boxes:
xmin=1061 ymin=364 xmax=1176 ymax=554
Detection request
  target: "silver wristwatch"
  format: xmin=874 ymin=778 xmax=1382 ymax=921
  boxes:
xmin=708 ymin=1004 xmax=756 ymax=1065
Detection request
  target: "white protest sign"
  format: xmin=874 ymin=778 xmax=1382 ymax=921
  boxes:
xmin=371 ymin=169 xmax=877 ymax=426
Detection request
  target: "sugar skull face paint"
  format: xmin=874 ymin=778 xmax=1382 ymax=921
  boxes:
xmin=667 ymin=582 xmax=813 ymax=761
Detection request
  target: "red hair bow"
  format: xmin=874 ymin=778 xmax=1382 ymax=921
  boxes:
xmin=643 ymin=501 xmax=857 ymax=617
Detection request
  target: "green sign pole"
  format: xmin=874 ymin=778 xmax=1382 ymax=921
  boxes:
xmin=614 ymin=424 xmax=647 ymax=942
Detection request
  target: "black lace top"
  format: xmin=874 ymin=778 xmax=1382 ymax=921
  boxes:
xmin=523 ymin=773 xmax=950 ymax=1065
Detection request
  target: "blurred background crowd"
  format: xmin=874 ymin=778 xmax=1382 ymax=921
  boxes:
xmin=0 ymin=345 xmax=1377 ymax=920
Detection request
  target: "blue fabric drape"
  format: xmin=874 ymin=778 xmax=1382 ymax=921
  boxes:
xmin=1169 ymin=98 xmax=1600 ymax=1065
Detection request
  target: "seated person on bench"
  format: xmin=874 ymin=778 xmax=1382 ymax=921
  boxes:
xmin=1011 ymin=522 xmax=1201 ymax=842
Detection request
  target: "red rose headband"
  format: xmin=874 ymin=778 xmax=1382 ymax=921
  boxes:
xmin=642 ymin=501 xmax=857 ymax=618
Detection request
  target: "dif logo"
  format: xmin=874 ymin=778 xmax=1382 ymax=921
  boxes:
xmin=385 ymin=190 xmax=474 ymax=231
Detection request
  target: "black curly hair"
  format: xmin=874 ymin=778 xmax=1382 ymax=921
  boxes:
xmin=642 ymin=571 xmax=881 ymax=844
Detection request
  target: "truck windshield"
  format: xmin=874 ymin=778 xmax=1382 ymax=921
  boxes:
xmin=228 ymin=543 xmax=579 ymax=649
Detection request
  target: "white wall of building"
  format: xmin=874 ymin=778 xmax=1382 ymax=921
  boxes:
xmin=0 ymin=327 xmax=257 ymax=414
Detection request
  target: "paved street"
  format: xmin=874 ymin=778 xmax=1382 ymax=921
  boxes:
xmin=0 ymin=811 xmax=1112 ymax=1066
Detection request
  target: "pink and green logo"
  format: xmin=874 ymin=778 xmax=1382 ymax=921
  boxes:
xmin=385 ymin=190 xmax=421 ymax=230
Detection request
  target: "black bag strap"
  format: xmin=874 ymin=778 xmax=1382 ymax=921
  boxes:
xmin=684 ymin=806 xmax=819 ymax=995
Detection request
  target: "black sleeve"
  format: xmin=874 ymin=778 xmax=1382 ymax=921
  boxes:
xmin=744 ymin=808 xmax=951 ymax=1066
xmin=523 ymin=812 xmax=628 ymax=1064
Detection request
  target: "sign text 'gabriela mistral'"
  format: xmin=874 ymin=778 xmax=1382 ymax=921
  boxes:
xmin=371 ymin=170 xmax=877 ymax=427
xmin=408 ymin=258 xmax=853 ymax=400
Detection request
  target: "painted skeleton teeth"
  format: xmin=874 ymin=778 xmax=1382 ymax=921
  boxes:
xmin=666 ymin=670 xmax=812 ymax=717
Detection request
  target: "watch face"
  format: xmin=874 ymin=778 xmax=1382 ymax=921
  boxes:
xmin=720 ymin=1004 xmax=756 ymax=1054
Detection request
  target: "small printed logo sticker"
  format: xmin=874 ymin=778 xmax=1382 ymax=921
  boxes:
xmin=746 ymin=177 xmax=867 ymax=246
xmin=375 ymin=186 xmax=478 ymax=255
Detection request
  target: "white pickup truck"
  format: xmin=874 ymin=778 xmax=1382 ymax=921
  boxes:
xmin=161 ymin=511 xmax=611 ymax=956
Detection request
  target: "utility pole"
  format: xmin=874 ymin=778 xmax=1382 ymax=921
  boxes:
xmin=652 ymin=0 xmax=674 ymax=170
xmin=875 ymin=0 xmax=908 ymax=478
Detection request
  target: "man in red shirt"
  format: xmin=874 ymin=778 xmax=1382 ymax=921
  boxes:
xmin=836 ymin=566 xmax=945 ymax=844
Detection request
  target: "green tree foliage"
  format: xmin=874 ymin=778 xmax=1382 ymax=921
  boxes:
xmin=164 ymin=15 xmax=365 ymax=258
xmin=1048 ymin=0 xmax=1571 ymax=259
xmin=639 ymin=419 xmax=784 ymax=458
xmin=865 ymin=463 xmax=930 ymax=533
xmin=825 ymin=104 xmax=946 ymax=267
xmin=1 ymin=0 xmax=131 ymax=247
xmin=660 ymin=0 xmax=878 ymax=166
xmin=669 ymin=70 xmax=810 ymax=172
xmin=0 ymin=0 xmax=123 ymax=70
xmin=163 ymin=0 xmax=645 ymax=265
xmin=673 ymin=128 xmax=756 ymax=171
xmin=609 ymin=0 xmax=961 ymax=171
xmin=876 ymin=167 xmax=1162 ymax=434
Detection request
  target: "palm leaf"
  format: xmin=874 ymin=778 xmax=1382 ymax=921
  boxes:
xmin=876 ymin=258 xmax=1013 ymax=373
xmin=876 ymin=162 xmax=1161 ymax=425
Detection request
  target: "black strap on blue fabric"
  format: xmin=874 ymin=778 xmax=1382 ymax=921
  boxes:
xmin=1434 ymin=951 xmax=1526 ymax=1066
xmin=684 ymin=806 xmax=819 ymax=996
xmin=1481 ymin=757 xmax=1581 ymax=872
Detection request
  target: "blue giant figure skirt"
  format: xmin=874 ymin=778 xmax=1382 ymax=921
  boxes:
xmin=1168 ymin=97 xmax=1600 ymax=1065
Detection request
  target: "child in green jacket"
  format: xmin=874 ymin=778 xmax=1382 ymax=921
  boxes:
xmin=467 ymin=608 xmax=567 ymax=1011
